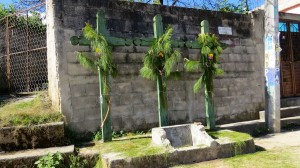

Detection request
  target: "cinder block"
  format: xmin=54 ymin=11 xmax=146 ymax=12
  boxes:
xmin=128 ymin=53 xmax=144 ymax=63
xmin=171 ymin=101 xmax=188 ymax=111
xmin=235 ymin=63 xmax=250 ymax=71
xmin=132 ymin=79 xmax=155 ymax=93
xmin=241 ymin=39 xmax=254 ymax=46
xmin=142 ymin=91 xmax=157 ymax=105
xmin=71 ymin=109 xmax=85 ymax=122
xmin=133 ymin=104 xmax=154 ymax=115
xmin=111 ymin=105 xmax=133 ymax=116
xmin=84 ymin=107 xmax=100 ymax=120
xmin=246 ymin=46 xmax=257 ymax=54
xmin=116 ymin=82 xmax=133 ymax=93
xmin=167 ymin=91 xmax=186 ymax=101
xmin=112 ymin=52 xmax=128 ymax=63
xmin=214 ymin=88 xmax=228 ymax=97
xmin=221 ymin=63 xmax=236 ymax=72
xmin=83 ymin=119 xmax=100 ymax=132
xmin=233 ymin=46 xmax=246 ymax=54
xmin=66 ymin=51 xmax=78 ymax=63
xmin=68 ymin=63 xmax=95 ymax=76
xmin=72 ymin=96 xmax=98 ymax=110
xmin=70 ymin=84 xmax=86 ymax=97
xmin=145 ymin=113 xmax=159 ymax=124
xmin=85 ymin=83 xmax=99 ymax=96
xmin=228 ymin=54 xmax=241 ymax=62
xmin=222 ymin=47 xmax=232 ymax=54
xmin=119 ymin=93 xmax=143 ymax=105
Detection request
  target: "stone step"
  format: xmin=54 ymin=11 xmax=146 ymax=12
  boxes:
xmin=259 ymin=106 xmax=300 ymax=120
xmin=219 ymin=116 xmax=300 ymax=135
xmin=0 ymin=145 xmax=74 ymax=167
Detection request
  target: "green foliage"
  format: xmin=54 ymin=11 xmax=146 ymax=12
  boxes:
xmin=0 ymin=4 xmax=15 ymax=19
xmin=0 ymin=92 xmax=63 ymax=127
xmin=185 ymin=33 xmax=224 ymax=93
xmin=140 ymin=26 xmax=181 ymax=81
xmin=218 ymin=0 xmax=248 ymax=13
xmin=69 ymin=154 xmax=88 ymax=168
xmin=76 ymin=23 xmax=117 ymax=98
xmin=93 ymin=130 xmax=102 ymax=141
xmin=35 ymin=152 xmax=64 ymax=168
xmin=77 ymin=23 xmax=117 ymax=95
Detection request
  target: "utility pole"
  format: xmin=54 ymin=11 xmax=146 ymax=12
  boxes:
xmin=264 ymin=0 xmax=281 ymax=133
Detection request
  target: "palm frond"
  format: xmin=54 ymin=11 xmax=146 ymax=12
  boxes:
xmin=193 ymin=76 xmax=204 ymax=93
xmin=167 ymin=71 xmax=181 ymax=80
xmin=76 ymin=52 xmax=97 ymax=72
xmin=140 ymin=26 xmax=181 ymax=80
xmin=140 ymin=66 xmax=156 ymax=81
xmin=184 ymin=59 xmax=201 ymax=72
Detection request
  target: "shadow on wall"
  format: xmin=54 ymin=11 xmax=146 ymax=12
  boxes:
xmin=0 ymin=71 xmax=8 ymax=94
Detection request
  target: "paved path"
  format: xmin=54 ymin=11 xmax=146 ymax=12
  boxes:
xmin=254 ymin=129 xmax=300 ymax=150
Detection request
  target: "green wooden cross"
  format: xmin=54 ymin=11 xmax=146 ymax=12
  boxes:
xmin=70 ymin=11 xmax=213 ymax=139
xmin=201 ymin=20 xmax=216 ymax=130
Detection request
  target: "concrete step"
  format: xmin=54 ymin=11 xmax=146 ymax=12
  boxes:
xmin=219 ymin=116 xmax=300 ymax=136
xmin=0 ymin=145 xmax=74 ymax=167
xmin=259 ymin=106 xmax=300 ymax=120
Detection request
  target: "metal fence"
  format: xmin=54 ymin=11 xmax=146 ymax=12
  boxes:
xmin=0 ymin=3 xmax=47 ymax=93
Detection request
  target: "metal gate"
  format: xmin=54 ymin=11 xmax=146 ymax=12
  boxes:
xmin=279 ymin=21 xmax=300 ymax=97
xmin=0 ymin=3 xmax=47 ymax=93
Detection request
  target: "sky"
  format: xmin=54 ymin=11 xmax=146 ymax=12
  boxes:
xmin=1 ymin=0 xmax=264 ymax=10
xmin=1 ymin=0 xmax=13 ymax=6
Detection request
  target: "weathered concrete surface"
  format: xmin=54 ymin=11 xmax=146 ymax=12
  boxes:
xmin=260 ymin=106 xmax=300 ymax=120
xmin=255 ymin=129 xmax=300 ymax=150
xmin=0 ymin=122 xmax=65 ymax=152
xmin=79 ymin=148 xmax=100 ymax=168
xmin=152 ymin=123 xmax=217 ymax=148
xmin=0 ymin=145 xmax=74 ymax=168
xmin=47 ymin=0 xmax=266 ymax=133
xmin=102 ymin=137 xmax=255 ymax=168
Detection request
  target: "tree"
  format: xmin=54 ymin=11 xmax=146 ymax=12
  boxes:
xmin=124 ymin=0 xmax=250 ymax=13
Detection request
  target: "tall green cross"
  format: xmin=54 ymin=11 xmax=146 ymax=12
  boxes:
xmin=71 ymin=11 xmax=213 ymax=141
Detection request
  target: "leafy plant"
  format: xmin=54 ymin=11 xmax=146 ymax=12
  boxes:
xmin=77 ymin=23 xmax=118 ymax=141
xmin=185 ymin=33 xmax=224 ymax=129
xmin=77 ymin=23 xmax=117 ymax=94
xmin=93 ymin=130 xmax=102 ymax=141
xmin=69 ymin=154 xmax=88 ymax=168
xmin=140 ymin=26 xmax=181 ymax=126
xmin=35 ymin=152 xmax=64 ymax=168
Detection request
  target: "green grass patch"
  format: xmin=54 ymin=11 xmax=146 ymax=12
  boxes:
xmin=173 ymin=146 xmax=300 ymax=168
xmin=0 ymin=92 xmax=63 ymax=127
xmin=207 ymin=130 xmax=252 ymax=142
xmin=93 ymin=138 xmax=167 ymax=158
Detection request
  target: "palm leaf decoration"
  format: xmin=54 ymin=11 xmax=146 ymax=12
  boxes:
xmin=140 ymin=26 xmax=181 ymax=127
xmin=77 ymin=23 xmax=117 ymax=94
xmin=140 ymin=26 xmax=181 ymax=81
xmin=185 ymin=33 xmax=224 ymax=93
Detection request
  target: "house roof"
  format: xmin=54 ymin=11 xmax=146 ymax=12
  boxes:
xmin=279 ymin=0 xmax=300 ymax=14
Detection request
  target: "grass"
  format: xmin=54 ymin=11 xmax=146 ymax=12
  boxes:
xmin=207 ymin=130 xmax=253 ymax=142
xmin=93 ymin=137 xmax=167 ymax=158
xmin=172 ymin=146 xmax=300 ymax=168
xmin=0 ymin=92 xmax=63 ymax=127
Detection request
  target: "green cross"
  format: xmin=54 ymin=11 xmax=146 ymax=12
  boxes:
xmin=70 ymin=11 xmax=211 ymax=141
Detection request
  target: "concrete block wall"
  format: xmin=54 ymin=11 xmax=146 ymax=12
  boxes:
xmin=47 ymin=0 xmax=265 ymax=133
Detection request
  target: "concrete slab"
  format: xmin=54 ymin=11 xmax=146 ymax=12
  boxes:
xmin=255 ymin=129 xmax=300 ymax=150
xmin=101 ymin=138 xmax=255 ymax=168
xmin=0 ymin=145 xmax=74 ymax=167
xmin=152 ymin=123 xmax=217 ymax=149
